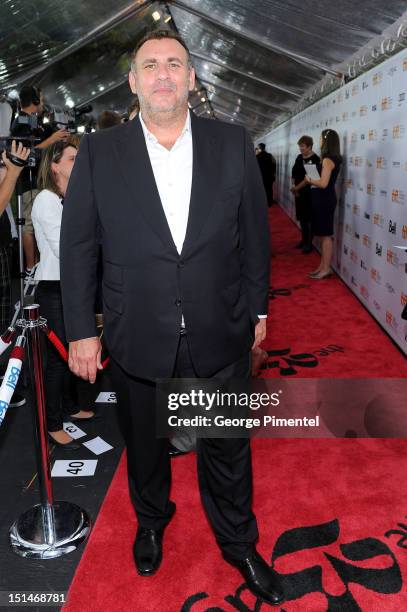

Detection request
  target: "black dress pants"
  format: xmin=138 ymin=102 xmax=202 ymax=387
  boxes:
xmin=36 ymin=281 xmax=88 ymax=432
xmin=110 ymin=333 xmax=259 ymax=559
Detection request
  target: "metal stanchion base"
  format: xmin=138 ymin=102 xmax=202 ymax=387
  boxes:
xmin=9 ymin=501 xmax=91 ymax=559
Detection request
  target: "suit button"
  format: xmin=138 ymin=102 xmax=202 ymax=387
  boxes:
xmin=175 ymin=299 xmax=181 ymax=306
xmin=177 ymin=261 xmax=184 ymax=268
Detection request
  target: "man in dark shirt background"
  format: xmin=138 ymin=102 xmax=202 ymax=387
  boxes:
xmin=10 ymin=85 xmax=68 ymax=276
xmin=291 ymin=135 xmax=320 ymax=253
xmin=255 ymin=142 xmax=276 ymax=206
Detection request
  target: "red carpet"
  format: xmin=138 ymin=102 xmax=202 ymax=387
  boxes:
xmin=64 ymin=206 xmax=407 ymax=611
xmin=263 ymin=206 xmax=407 ymax=377
xmin=64 ymin=440 xmax=407 ymax=611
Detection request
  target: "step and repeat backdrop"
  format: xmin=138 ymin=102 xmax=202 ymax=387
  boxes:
xmin=262 ymin=49 xmax=407 ymax=354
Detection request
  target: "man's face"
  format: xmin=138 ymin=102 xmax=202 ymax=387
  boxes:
xmin=299 ymin=143 xmax=312 ymax=156
xmin=129 ymin=38 xmax=195 ymax=116
xmin=37 ymin=92 xmax=45 ymax=116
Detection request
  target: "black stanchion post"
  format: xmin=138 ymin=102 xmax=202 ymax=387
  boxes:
xmin=15 ymin=175 xmax=25 ymax=317
xmin=9 ymin=304 xmax=91 ymax=558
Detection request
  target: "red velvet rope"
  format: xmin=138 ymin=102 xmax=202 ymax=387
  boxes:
xmin=42 ymin=326 xmax=109 ymax=370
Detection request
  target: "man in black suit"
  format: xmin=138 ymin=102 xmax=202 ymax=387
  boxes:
xmin=60 ymin=30 xmax=283 ymax=606
xmin=255 ymin=142 xmax=276 ymax=206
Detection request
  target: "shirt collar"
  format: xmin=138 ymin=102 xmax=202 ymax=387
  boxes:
xmin=139 ymin=110 xmax=191 ymax=145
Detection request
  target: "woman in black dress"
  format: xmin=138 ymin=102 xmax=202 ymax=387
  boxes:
xmin=291 ymin=135 xmax=320 ymax=253
xmin=305 ymin=129 xmax=342 ymax=279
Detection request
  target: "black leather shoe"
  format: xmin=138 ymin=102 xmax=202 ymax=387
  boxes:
xmin=168 ymin=442 xmax=190 ymax=458
xmin=224 ymin=549 xmax=284 ymax=606
xmin=133 ymin=527 xmax=163 ymax=576
xmin=48 ymin=435 xmax=81 ymax=451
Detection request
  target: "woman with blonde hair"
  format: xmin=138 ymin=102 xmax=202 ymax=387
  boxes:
xmin=32 ymin=141 xmax=97 ymax=449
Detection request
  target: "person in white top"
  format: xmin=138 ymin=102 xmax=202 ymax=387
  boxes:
xmin=32 ymin=141 xmax=96 ymax=449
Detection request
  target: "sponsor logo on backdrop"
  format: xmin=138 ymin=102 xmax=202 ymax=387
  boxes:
xmin=393 ymin=161 xmax=401 ymax=168
xmin=360 ymin=285 xmax=369 ymax=300
xmin=399 ymin=91 xmax=406 ymax=104
xmin=364 ymin=212 xmax=371 ymax=220
xmin=389 ymin=220 xmax=397 ymax=234
xmin=360 ymin=260 xmax=367 ymax=271
xmin=367 ymin=184 xmax=376 ymax=195
xmin=354 ymin=232 xmax=360 ymax=239
xmin=352 ymin=204 xmax=360 ymax=215
xmin=350 ymin=156 xmax=363 ymax=167
xmin=393 ymin=124 xmax=405 ymax=139
xmin=373 ymin=213 xmax=385 ymax=228
xmin=402 ymin=225 xmax=407 ymax=239
xmin=352 ymin=85 xmax=359 ymax=96
xmin=371 ymin=268 xmax=382 ymax=284
xmin=350 ymin=250 xmax=358 ymax=263
xmin=371 ymin=104 xmax=377 ymax=112
xmin=366 ymin=159 xmax=373 ymax=167
xmin=382 ymin=128 xmax=389 ymax=141
xmin=386 ymin=310 xmax=398 ymax=332
xmin=362 ymin=235 xmax=371 ymax=248
xmin=388 ymin=65 xmax=398 ymax=77
xmin=391 ymin=189 xmax=405 ymax=204
xmin=375 ymin=243 xmax=383 ymax=256
xmin=344 ymin=178 xmax=353 ymax=189
xmin=381 ymin=97 xmax=393 ymax=110
xmin=376 ymin=157 xmax=387 ymax=169
xmin=373 ymin=299 xmax=381 ymax=311
xmin=386 ymin=282 xmax=395 ymax=294
xmin=342 ymin=265 xmax=349 ymax=278
xmin=351 ymin=132 xmax=358 ymax=143
xmin=359 ymin=106 xmax=368 ymax=116
xmin=342 ymin=112 xmax=348 ymax=121
xmin=380 ymin=189 xmax=388 ymax=197
xmin=362 ymin=80 xmax=369 ymax=89
xmin=373 ymin=72 xmax=383 ymax=85
xmin=401 ymin=293 xmax=407 ymax=307
xmin=345 ymin=223 xmax=353 ymax=235
xmin=351 ymin=276 xmax=358 ymax=287
xmin=387 ymin=249 xmax=399 ymax=267
xmin=344 ymin=245 xmax=349 ymax=255
xmin=368 ymin=129 xmax=377 ymax=141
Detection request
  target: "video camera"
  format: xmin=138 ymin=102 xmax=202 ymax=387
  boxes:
xmin=0 ymin=111 xmax=43 ymax=167
xmin=0 ymin=136 xmax=41 ymax=168
xmin=48 ymin=104 xmax=93 ymax=134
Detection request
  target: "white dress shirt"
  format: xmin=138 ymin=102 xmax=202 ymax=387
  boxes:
xmin=139 ymin=112 xmax=267 ymax=321
xmin=139 ymin=112 xmax=192 ymax=255
xmin=32 ymin=189 xmax=63 ymax=281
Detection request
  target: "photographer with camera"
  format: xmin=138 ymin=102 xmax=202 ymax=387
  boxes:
xmin=0 ymin=140 xmax=29 ymax=331
xmin=10 ymin=86 xmax=69 ymax=280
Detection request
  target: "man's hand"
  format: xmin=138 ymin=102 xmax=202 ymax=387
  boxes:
xmin=68 ymin=337 xmax=103 ymax=383
xmin=37 ymin=128 xmax=69 ymax=149
xmin=290 ymin=186 xmax=297 ymax=194
xmin=2 ymin=140 xmax=30 ymax=176
xmin=251 ymin=318 xmax=267 ymax=350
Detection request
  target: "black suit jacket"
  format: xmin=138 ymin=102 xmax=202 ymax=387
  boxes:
xmin=60 ymin=112 xmax=270 ymax=380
